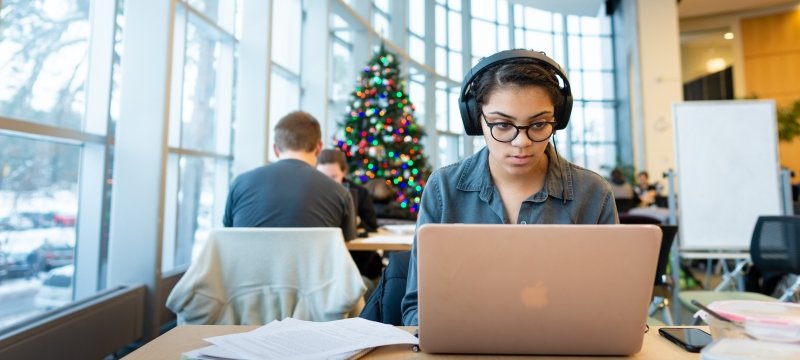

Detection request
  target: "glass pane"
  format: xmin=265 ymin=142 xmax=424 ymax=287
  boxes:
xmin=568 ymin=15 xmax=583 ymax=34
xmin=448 ymin=89 xmax=461 ymax=132
xmin=332 ymin=15 xmax=351 ymax=43
xmin=436 ymin=87 xmax=447 ymax=131
xmin=409 ymin=0 xmax=425 ymax=35
xmin=471 ymin=0 xmax=495 ymax=21
xmin=497 ymin=25 xmax=509 ymax=51
xmin=0 ymin=134 xmax=79 ymax=329
xmin=409 ymin=35 xmax=425 ymax=64
xmin=580 ymin=16 xmax=601 ymax=36
xmin=448 ymin=0 xmax=461 ymax=11
xmin=582 ymin=143 xmax=615 ymax=174
xmin=435 ymin=5 xmax=446 ymax=46
xmin=497 ymin=0 xmax=508 ymax=24
xmin=569 ymin=101 xmax=585 ymax=143
xmin=570 ymin=71 xmax=583 ymax=99
xmin=526 ymin=31 xmax=553 ymax=57
xmin=179 ymin=16 xmax=222 ymax=152
xmin=514 ymin=29 xmax=524 ymax=48
xmin=471 ymin=20 xmax=497 ymax=59
xmin=525 ymin=7 xmax=552 ymax=32
xmin=373 ymin=13 xmax=390 ymax=38
xmin=272 ymin=0 xmax=302 ymax=73
xmin=567 ymin=35 xmax=582 ymax=69
xmin=553 ymin=13 xmax=564 ymax=34
xmin=473 ymin=135 xmax=486 ymax=150
xmin=268 ymin=72 xmax=300 ymax=162
xmin=435 ymin=47 xmax=447 ymax=75
xmin=448 ymin=51 xmax=463 ymax=81
xmin=0 ymin=0 xmax=90 ymax=130
xmin=514 ymin=4 xmax=524 ymax=27
xmin=583 ymin=102 xmax=616 ymax=142
xmin=172 ymin=154 xmax=219 ymax=267
xmin=409 ymin=79 xmax=426 ymax=125
xmin=582 ymin=71 xmax=614 ymax=101
xmin=437 ymin=135 xmax=459 ymax=167
xmin=374 ymin=0 xmax=389 ymax=12
xmin=581 ymin=36 xmax=602 ymax=71
xmin=448 ymin=11 xmax=462 ymax=51
xmin=331 ymin=41 xmax=353 ymax=102
xmin=599 ymin=36 xmax=613 ymax=70
xmin=186 ymin=0 xmax=237 ymax=31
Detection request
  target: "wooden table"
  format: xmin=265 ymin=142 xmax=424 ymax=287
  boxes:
xmin=124 ymin=325 xmax=706 ymax=359
xmin=347 ymin=229 xmax=413 ymax=252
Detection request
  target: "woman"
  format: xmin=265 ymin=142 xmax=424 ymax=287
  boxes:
xmin=401 ymin=49 xmax=618 ymax=326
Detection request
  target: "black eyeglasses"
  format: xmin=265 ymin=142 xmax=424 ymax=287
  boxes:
xmin=482 ymin=114 xmax=556 ymax=143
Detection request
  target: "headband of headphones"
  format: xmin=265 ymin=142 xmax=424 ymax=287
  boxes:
xmin=458 ymin=49 xmax=573 ymax=136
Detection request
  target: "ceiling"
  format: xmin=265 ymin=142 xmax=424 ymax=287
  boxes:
xmin=507 ymin=0 xmax=800 ymax=19
xmin=678 ymin=0 xmax=800 ymax=19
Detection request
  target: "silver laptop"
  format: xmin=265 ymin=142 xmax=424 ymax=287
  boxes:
xmin=417 ymin=224 xmax=661 ymax=355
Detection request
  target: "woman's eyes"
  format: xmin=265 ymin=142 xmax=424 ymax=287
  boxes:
xmin=493 ymin=122 xmax=514 ymax=129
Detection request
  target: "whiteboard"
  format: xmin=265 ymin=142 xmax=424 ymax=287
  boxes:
xmin=673 ymin=100 xmax=783 ymax=250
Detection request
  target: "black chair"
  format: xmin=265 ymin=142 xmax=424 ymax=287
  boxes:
xmin=359 ymin=251 xmax=411 ymax=325
xmin=618 ymin=213 xmax=662 ymax=225
xmin=615 ymin=198 xmax=638 ymax=214
xmin=678 ymin=216 xmax=800 ymax=319
xmin=649 ymin=225 xmax=678 ymax=325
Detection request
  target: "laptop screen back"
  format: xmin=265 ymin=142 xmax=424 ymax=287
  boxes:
xmin=416 ymin=224 xmax=661 ymax=355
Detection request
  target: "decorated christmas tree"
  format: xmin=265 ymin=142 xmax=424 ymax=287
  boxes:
xmin=335 ymin=45 xmax=431 ymax=219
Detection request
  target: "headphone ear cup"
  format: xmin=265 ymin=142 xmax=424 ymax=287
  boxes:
xmin=460 ymin=96 xmax=483 ymax=136
xmin=555 ymin=93 xmax=573 ymax=130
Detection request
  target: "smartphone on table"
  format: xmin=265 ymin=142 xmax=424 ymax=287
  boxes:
xmin=658 ymin=327 xmax=713 ymax=353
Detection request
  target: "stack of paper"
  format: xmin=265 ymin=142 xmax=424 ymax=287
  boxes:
xmin=181 ymin=317 xmax=418 ymax=360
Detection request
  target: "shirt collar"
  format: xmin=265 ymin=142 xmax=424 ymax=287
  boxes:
xmin=456 ymin=144 xmax=574 ymax=201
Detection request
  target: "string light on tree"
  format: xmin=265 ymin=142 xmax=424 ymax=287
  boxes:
xmin=335 ymin=44 xmax=431 ymax=218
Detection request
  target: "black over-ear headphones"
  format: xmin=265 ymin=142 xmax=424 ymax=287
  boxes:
xmin=458 ymin=49 xmax=573 ymax=136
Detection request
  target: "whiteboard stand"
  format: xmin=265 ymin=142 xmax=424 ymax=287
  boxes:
xmin=671 ymin=101 xmax=783 ymax=322
xmin=782 ymin=168 xmax=795 ymax=215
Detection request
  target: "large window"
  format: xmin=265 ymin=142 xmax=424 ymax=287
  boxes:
xmin=268 ymin=0 xmax=303 ymax=162
xmin=435 ymin=0 xmax=463 ymax=81
xmin=511 ymin=5 xmax=618 ymax=173
xmin=0 ymin=0 xmax=96 ymax=330
xmin=164 ymin=1 xmax=237 ymax=270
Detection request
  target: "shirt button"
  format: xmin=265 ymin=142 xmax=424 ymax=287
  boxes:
xmin=519 ymin=220 xmax=527 ymax=224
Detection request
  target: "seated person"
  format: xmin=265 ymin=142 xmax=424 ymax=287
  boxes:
xmin=317 ymin=149 xmax=383 ymax=280
xmin=609 ymin=168 xmax=636 ymax=213
xmin=400 ymin=49 xmax=617 ymax=326
xmin=222 ymin=111 xmax=355 ymax=242
xmin=317 ymin=149 xmax=379 ymax=232
xmin=633 ymin=171 xmax=660 ymax=207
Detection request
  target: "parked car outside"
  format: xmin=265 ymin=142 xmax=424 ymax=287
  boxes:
xmin=4 ymin=251 xmax=36 ymax=279
xmin=34 ymin=265 xmax=74 ymax=309
xmin=35 ymin=242 xmax=74 ymax=271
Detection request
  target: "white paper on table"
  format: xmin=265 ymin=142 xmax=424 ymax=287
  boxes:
xmin=203 ymin=317 xmax=417 ymax=360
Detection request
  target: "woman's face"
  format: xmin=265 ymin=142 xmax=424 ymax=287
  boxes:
xmin=480 ymin=85 xmax=555 ymax=179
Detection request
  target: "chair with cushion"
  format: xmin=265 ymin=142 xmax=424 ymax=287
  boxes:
xmin=678 ymin=216 xmax=800 ymax=320
xmin=166 ymin=227 xmax=366 ymax=325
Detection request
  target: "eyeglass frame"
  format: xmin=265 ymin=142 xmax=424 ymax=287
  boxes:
xmin=481 ymin=112 xmax=557 ymax=143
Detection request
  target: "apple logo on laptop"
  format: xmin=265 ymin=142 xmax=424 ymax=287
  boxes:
xmin=520 ymin=281 xmax=549 ymax=308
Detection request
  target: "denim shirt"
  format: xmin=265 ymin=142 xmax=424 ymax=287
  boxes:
xmin=400 ymin=144 xmax=618 ymax=325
